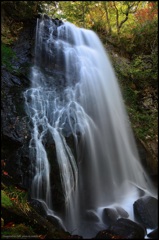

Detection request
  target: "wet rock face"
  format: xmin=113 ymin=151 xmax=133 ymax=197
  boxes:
xmin=2 ymin=15 xmax=66 ymax=204
xmin=1 ymin=69 xmax=32 ymax=188
xmin=136 ymin=138 xmax=158 ymax=179
xmin=1 ymin=19 xmax=36 ymax=189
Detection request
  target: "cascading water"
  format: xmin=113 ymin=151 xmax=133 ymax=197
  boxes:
xmin=24 ymin=16 xmax=157 ymax=238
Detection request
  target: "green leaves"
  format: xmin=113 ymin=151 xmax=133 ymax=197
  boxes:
xmin=129 ymin=53 xmax=158 ymax=89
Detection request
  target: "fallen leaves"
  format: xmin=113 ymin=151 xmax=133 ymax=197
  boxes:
xmin=3 ymin=222 xmax=15 ymax=228
xmin=3 ymin=171 xmax=8 ymax=176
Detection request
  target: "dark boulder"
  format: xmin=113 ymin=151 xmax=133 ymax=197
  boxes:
xmin=95 ymin=218 xmax=145 ymax=239
xmin=102 ymin=207 xmax=119 ymax=226
xmin=66 ymin=235 xmax=83 ymax=239
xmin=46 ymin=215 xmax=64 ymax=230
xmin=85 ymin=210 xmax=100 ymax=222
xmin=147 ymin=227 xmax=158 ymax=239
xmin=133 ymin=195 xmax=158 ymax=229
xmin=115 ymin=206 xmax=129 ymax=218
xmin=29 ymin=199 xmax=46 ymax=217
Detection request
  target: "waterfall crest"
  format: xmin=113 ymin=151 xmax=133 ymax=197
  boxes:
xmin=24 ymin=16 xmax=156 ymax=238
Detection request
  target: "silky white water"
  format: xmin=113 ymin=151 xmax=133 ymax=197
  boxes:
xmin=24 ymin=16 xmax=156 ymax=238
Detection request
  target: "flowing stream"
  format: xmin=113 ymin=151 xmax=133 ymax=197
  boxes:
xmin=24 ymin=16 xmax=156 ymax=238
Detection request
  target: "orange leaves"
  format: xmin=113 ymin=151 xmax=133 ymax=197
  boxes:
xmin=2 ymin=171 xmax=8 ymax=176
xmin=11 ymin=197 xmax=18 ymax=201
xmin=135 ymin=2 xmax=158 ymax=23
xmin=2 ymin=170 xmax=12 ymax=178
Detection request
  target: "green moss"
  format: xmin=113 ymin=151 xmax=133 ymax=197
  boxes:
xmin=122 ymin=86 xmax=139 ymax=106
xmin=1 ymin=43 xmax=17 ymax=72
xmin=1 ymin=224 xmax=36 ymax=238
xmin=2 ymin=185 xmax=30 ymax=214
xmin=126 ymin=106 xmax=157 ymax=140
xmin=1 ymin=190 xmax=13 ymax=208
xmin=5 ymin=185 xmax=28 ymax=204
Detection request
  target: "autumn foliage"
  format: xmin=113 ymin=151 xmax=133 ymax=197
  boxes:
xmin=135 ymin=2 xmax=158 ymax=23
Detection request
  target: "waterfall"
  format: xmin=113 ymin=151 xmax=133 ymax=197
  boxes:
xmin=24 ymin=16 xmax=156 ymax=238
